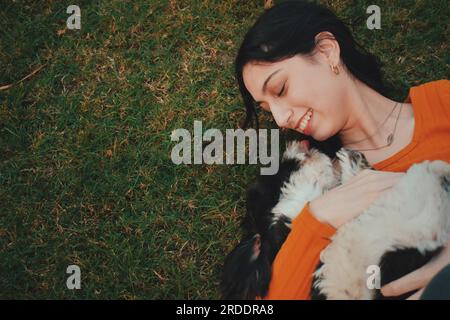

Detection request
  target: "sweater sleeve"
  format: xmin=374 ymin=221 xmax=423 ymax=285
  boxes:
xmin=263 ymin=201 xmax=337 ymax=299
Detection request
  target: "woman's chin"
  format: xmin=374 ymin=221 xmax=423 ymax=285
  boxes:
xmin=309 ymin=132 xmax=329 ymax=142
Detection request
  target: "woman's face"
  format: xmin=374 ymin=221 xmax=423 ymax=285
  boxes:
xmin=242 ymin=54 xmax=349 ymax=141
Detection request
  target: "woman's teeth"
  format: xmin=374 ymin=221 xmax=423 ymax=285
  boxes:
xmin=299 ymin=109 xmax=313 ymax=132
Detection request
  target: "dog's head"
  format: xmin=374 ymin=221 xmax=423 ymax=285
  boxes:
xmin=282 ymin=140 xmax=339 ymax=190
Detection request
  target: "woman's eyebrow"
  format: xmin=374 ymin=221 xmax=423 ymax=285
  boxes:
xmin=255 ymin=68 xmax=282 ymax=104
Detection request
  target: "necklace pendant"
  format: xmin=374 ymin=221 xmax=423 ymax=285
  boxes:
xmin=387 ymin=133 xmax=394 ymax=146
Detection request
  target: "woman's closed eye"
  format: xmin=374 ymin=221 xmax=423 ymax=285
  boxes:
xmin=277 ymin=82 xmax=286 ymax=97
xmin=255 ymin=82 xmax=286 ymax=112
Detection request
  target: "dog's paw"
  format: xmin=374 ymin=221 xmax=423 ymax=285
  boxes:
xmin=336 ymin=148 xmax=371 ymax=183
xmin=282 ymin=140 xmax=310 ymax=161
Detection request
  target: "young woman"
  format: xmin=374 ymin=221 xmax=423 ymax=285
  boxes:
xmin=234 ymin=1 xmax=450 ymax=299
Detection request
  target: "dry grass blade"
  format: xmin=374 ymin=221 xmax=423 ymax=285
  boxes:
xmin=0 ymin=63 xmax=47 ymax=90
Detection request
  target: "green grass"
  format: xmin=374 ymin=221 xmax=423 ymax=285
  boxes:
xmin=0 ymin=0 xmax=448 ymax=299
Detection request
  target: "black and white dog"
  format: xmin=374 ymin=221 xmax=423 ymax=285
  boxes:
xmin=221 ymin=140 xmax=450 ymax=300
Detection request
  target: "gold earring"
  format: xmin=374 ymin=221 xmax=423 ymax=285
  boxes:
xmin=331 ymin=64 xmax=340 ymax=75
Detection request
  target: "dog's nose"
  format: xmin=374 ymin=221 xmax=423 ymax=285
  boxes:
xmin=300 ymin=140 xmax=310 ymax=151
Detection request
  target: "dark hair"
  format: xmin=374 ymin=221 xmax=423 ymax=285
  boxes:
xmin=235 ymin=0 xmax=392 ymax=154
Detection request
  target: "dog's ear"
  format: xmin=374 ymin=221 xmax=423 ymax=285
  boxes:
xmin=265 ymin=215 xmax=291 ymax=260
xmin=220 ymin=234 xmax=271 ymax=300
xmin=244 ymin=166 xmax=296 ymax=231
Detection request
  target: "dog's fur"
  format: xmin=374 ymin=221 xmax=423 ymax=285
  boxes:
xmin=221 ymin=140 xmax=450 ymax=300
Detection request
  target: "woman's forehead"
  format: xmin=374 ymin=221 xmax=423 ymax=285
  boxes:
xmin=243 ymin=62 xmax=283 ymax=93
xmin=243 ymin=56 xmax=304 ymax=79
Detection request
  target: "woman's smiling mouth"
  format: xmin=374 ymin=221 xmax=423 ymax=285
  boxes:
xmin=296 ymin=108 xmax=313 ymax=134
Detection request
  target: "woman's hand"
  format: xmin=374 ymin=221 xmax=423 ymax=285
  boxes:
xmin=381 ymin=235 xmax=450 ymax=299
xmin=309 ymin=169 xmax=405 ymax=228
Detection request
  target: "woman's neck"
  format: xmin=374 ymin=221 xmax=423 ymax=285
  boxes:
xmin=338 ymin=78 xmax=415 ymax=165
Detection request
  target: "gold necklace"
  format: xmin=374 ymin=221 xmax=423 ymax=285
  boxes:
xmin=345 ymin=102 xmax=403 ymax=152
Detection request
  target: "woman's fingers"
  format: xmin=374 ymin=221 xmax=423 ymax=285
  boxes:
xmin=406 ymin=288 xmax=424 ymax=300
xmin=381 ymin=264 xmax=430 ymax=297
xmin=349 ymin=171 xmax=405 ymax=193
xmin=377 ymin=172 xmax=405 ymax=189
xmin=310 ymin=170 xmax=405 ymax=228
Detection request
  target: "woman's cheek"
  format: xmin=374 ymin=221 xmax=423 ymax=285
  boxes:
xmin=313 ymin=115 xmax=335 ymax=141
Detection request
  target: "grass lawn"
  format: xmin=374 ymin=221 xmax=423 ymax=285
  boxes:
xmin=0 ymin=0 xmax=448 ymax=299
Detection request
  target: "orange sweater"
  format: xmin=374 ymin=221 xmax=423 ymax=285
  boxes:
xmin=264 ymin=79 xmax=450 ymax=299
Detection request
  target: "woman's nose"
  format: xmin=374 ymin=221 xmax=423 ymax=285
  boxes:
xmin=271 ymin=105 xmax=293 ymax=128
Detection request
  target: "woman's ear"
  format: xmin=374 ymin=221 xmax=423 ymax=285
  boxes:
xmin=313 ymin=31 xmax=341 ymax=68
